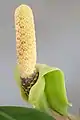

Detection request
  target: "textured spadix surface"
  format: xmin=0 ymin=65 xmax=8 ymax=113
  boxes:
xmin=15 ymin=4 xmax=36 ymax=78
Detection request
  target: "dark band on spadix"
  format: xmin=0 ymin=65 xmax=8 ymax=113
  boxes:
xmin=21 ymin=70 xmax=39 ymax=96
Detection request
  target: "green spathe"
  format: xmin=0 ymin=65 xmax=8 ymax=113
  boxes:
xmin=14 ymin=64 xmax=71 ymax=116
